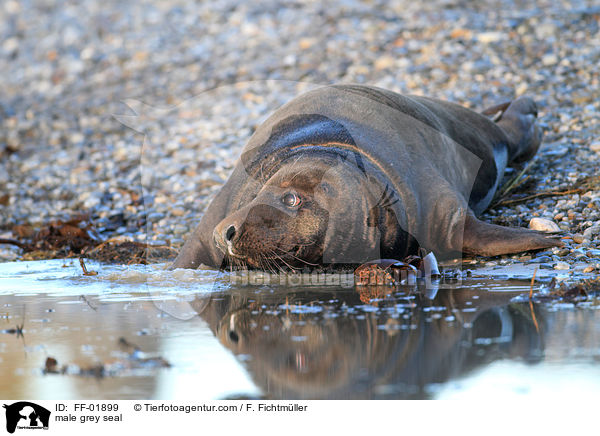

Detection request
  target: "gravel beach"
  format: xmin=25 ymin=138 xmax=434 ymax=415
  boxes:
xmin=0 ymin=0 xmax=598 ymax=277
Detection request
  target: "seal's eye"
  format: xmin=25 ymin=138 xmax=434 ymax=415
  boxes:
xmin=282 ymin=192 xmax=302 ymax=208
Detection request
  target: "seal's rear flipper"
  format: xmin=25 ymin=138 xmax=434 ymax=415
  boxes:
xmin=495 ymin=97 xmax=543 ymax=164
xmin=481 ymin=101 xmax=511 ymax=121
xmin=462 ymin=214 xmax=563 ymax=256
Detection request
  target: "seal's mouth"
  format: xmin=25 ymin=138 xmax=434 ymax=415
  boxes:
xmin=217 ymin=239 xmax=317 ymax=270
xmin=214 ymin=234 xmax=245 ymax=259
xmin=224 ymin=240 xmax=238 ymax=257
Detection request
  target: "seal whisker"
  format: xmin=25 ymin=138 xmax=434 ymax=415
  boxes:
xmin=263 ymin=252 xmax=284 ymax=274
xmin=257 ymin=256 xmax=266 ymax=273
xmin=230 ymin=255 xmax=246 ymax=272
xmin=277 ymin=239 xmax=318 ymax=249
xmin=290 ymin=254 xmax=319 ymax=267
xmin=267 ymin=249 xmax=299 ymax=272
xmin=261 ymin=255 xmax=277 ymax=275
xmin=273 ymin=246 xmax=319 ymax=266
xmin=269 ymin=256 xmax=284 ymax=275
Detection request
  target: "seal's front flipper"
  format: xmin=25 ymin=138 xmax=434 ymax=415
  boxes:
xmin=170 ymin=222 xmax=222 ymax=270
xmin=462 ymin=214 xmax=563 ymax=257
xmin=169 ymin=235 xmax=210 ymax=269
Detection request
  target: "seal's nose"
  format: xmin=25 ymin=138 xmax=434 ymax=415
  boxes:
xmin=214 ymin=222 xmax=239 ymax=256
xmin=224 ymin=225 xmax=236 ymax=242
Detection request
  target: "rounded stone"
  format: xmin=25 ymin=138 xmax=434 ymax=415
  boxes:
xmin=529 ymin=217 xmax=561 ymax=232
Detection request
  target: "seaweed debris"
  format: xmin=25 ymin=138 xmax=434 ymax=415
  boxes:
xmin=0 ymin=214 xmax=176 ymax=264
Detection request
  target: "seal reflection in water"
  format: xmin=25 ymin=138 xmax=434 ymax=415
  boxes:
xmin=190 ymin=287 xmax=545 ymax=399
xmin=173 ymin=85 xmax=562 ymax=270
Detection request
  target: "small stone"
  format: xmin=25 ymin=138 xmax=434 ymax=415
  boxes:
xmin=533 ymin=255 xmax=552 ymax=263
xmin=541 ymin=54 xmax=558 ymax=66
xmin=587 ymin=249 xmax=600 ymax=258
xmin=450 ymin=28 xmax=473 ymax=39
xmin=83 ymin=195 xmax=101 ymax=210
xmin=298 ymin=37 xmax=317 ymax=50
xmin=0 ymin=247 xmax=19 ymax=262
xmin=477 ymin=32 xmax=505 ymax=43
xmin=374 ymin=56 xmax=395 ymax=70
xmin=583 ymin=266 xmax=596 ymax=273
xmin=147 ymin=212 xmax=164 ymax=222
xmin=572 ymin=234 xmax=584 ymax=244
xmin=554 ymin=261 xmax=570 ymax=270
xmin=4 ymin=1 xmax=20 ymax=13
xmin=590 ymin=142 xmax=600 ymax=153
xmin=544 ymin=146 xmax=568 ymax=158
xmin=583 ymin=226 xmax=600 ymax=239
xmin=2 ymin=37 xmax=19 ymax=54
xmin=172 ymin=225 xmax=189 ymax=235
xmin=529 ymin=217 xmax=561 ymax=232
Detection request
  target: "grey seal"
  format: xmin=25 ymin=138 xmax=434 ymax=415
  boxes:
xmin=172 ymin=85 xmax=561 ymax=269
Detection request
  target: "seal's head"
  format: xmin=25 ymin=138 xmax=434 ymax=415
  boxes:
xmin=213 ymin=154 xmax=404 ymax=269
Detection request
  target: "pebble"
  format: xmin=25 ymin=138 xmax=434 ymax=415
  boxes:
xmin=172 ymin=225 xmax=189 ymax=236
xmin=541 ymin=54 xmax=558 ymax=66
xmin=529 ymin=217 xmax=561 ymax=232
xmin=583 ymin=227 xmax=600 ymax=239
xmin=553 ymin=247 xmax=571 ymax=257
xmin=171 ymin=208 xmax=186 ymax=217
xmin=532 ymin=255 xmax=552 ymax=263
xmin=554 ymin=262 xmax=570 ymax=270
xmin=544 ymin=146 xmax=569 ymax=158
xmin=147 ymin=212 xmax=165 ymax=222
xmin=476 ymin=32 xmax=505 ymax=43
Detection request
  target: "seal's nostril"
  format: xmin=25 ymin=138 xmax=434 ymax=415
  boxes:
xmin=225 ymin=225 xmax=236 ymax=242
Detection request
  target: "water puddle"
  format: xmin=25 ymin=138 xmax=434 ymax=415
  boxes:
xmin=0 ymin=260 xmax=598 ymax=399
